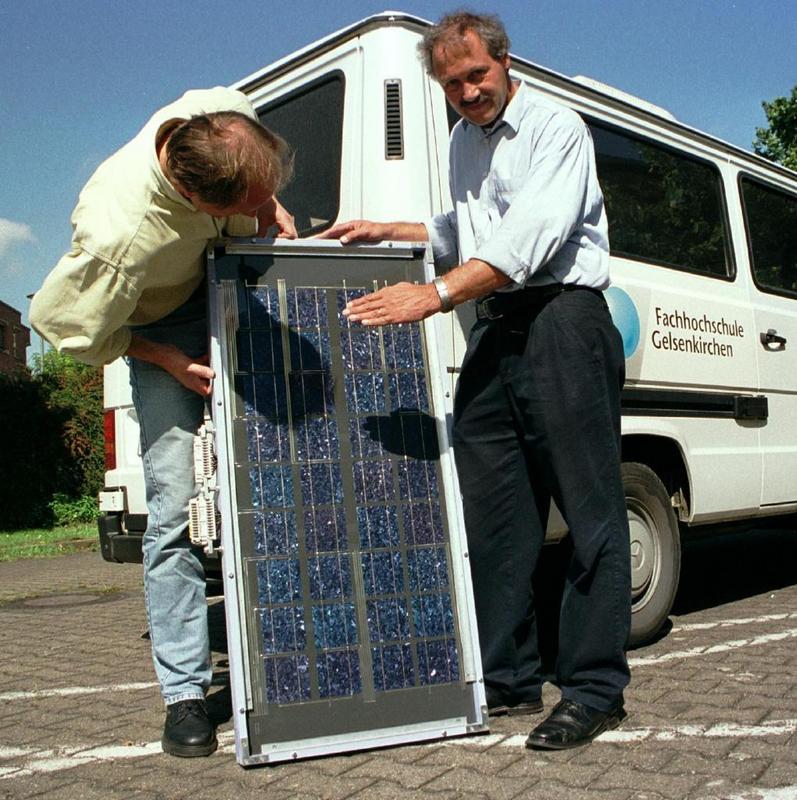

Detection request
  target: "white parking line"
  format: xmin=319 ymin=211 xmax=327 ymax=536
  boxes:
xmin=671 ymin=612 xmax=797 ymax=632
xmin=2 ymin=721 xmax=795 ymax=779
xmin=629 ymin=628 xmax=797 ymax=666
xmin=0 ymin=682 xmax=158 ymax=702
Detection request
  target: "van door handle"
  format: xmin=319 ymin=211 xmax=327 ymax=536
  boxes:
xmin=760 ymin=328 xmax=787 ymax=350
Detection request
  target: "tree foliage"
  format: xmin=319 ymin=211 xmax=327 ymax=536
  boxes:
xmin=0 ymin=352 xmax=104 ymax=530
xmin=753 ymin=86 xmax=797 ymax=172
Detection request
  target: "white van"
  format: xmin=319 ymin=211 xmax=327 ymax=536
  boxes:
xmin=98 ymin=11 xmax=797 ymax=646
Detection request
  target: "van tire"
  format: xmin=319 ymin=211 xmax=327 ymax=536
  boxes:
xmin=623 ymin=462 xmax=681 ymax=647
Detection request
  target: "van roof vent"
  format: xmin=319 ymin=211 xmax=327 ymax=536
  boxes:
xmin=385 ymin=79 xmax=404 ymax=159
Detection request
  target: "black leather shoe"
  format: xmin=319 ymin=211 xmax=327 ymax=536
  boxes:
xmin=525 ymin=698 xmax=626 ymax=750
xmin=486 ymin=687 xmax=544 ymax=717
xmin=162 ymin=699 xmax=218 ymax=758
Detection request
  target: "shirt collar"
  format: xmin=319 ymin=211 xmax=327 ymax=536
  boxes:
xmin=459 ymin=80 xmax=528 ymax=139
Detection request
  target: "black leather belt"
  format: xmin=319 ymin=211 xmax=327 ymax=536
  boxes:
xmin=475 ymin=284 xmax=572 ymax=321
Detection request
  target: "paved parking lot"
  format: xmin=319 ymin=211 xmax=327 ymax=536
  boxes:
xmin=0 ymin=524 xmax=795 ymax=800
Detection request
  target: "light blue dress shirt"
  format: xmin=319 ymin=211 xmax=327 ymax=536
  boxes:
xmin=426 ymin=82 xmax=610 ymax=291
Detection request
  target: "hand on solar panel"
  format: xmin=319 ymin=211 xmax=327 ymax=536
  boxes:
xmin=315 ymin=219 xmax=427 ymax=245
xmin=316 ymin=219 xmax=391 ymax=244
xmin=343 ymin=281 xmax=442 ymax=326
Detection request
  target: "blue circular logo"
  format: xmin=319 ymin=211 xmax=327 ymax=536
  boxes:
xmin=605 ymin=287 xmax=640 ymax=358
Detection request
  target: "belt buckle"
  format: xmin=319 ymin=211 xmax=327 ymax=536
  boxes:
xmin=477 ymin=296 xmax=504 ymax=320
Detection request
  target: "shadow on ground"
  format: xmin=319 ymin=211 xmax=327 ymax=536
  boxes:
xmin=673 ymin=518 xmax=797 ymax=615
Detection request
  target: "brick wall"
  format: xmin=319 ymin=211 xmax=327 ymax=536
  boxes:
xmin=0 ymin=300 xmax=31 ymax=374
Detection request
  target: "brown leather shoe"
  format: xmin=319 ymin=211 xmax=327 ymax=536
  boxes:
xmin=525 ymin=698 xmax=625 ymax=750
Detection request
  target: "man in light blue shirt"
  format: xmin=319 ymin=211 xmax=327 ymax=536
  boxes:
xmin=321 ymin=10 xmax=630 ymax=750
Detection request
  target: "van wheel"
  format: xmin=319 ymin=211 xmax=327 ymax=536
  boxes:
xmin=624 ymin=462 xmax=681 ymax=647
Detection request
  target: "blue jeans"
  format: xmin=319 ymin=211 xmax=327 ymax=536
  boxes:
xmin=127 ymin=293 xmax=210 ymax=705
xmin=453 ymin=287 xmax=631 ymax=711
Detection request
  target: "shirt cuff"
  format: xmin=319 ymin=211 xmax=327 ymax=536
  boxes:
xmin=473 ymin=238 xmax=530 ymax=286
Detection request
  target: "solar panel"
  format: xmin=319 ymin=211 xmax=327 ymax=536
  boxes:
xmin=207 ymin=240 xmax=485 ymax=765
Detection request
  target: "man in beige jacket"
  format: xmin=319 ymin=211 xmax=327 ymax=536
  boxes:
xmin=30 ymin=87 xmax=295 ymax=757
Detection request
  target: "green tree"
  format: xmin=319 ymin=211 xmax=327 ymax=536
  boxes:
xmin=31 ymin=350 xmax=105 ymax=498
xmin=753 ymin=86 xmax=797 ymax=172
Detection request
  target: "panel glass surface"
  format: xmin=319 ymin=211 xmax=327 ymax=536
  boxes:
xmin=227 ymin=270 xmax=461 ymax=709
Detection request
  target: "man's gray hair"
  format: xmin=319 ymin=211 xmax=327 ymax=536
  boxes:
xmin=417 ymin=10 xmax=511 ymax=77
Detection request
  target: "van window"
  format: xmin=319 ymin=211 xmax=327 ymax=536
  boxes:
xmin=258 ymin=73 xmax=344 ymax=236
xmin=589 ymin=123 xmax=732 ymax=278
xmin=741 ymin=177 xmax=797 ymax=296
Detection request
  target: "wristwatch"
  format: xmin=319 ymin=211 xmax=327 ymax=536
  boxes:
xmin=432 ymin=276 xmax=454 ymax=313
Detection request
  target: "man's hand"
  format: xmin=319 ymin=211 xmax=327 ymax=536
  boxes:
xmin=317 ymin=219 xmax=391 ymax=244
xmin=127 ymin=336 xmax=214 ymax=397
xmin=344 ymin=282 xmax=442 ymax=326
xmin=257 ymin=197 xmax=297 ymax=238
xmin=316 ymin=219 xmax=428 ymax=244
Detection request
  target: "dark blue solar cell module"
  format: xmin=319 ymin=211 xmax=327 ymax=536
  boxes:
xmin=348 ymin=415 xmax=387 ymax=460
xmin=401 ymin=501 xmax=444 ymax=545
xmin=357 ymin=505 xmax=400 ymax=549
xmin=361 ymin=551 xmax=404 ymax=596
xmin=397 ymin=460 xmax=438 ymax=502
xmin=250 ymin=328 xmax=285 ymax=374
xmin=254 ymin=511 xmax=298 ymax=556
xmin=239 ymin=374 xmax=287 ymax=421
xmin=384 ymin=324 xmax=424 ymax=370
xmin=251 ymin=465 xmax=293 ymax=508
xmin=366 ymin=597 xmax=410 ymax=643
xmin=411 ymin=592 xmax=454 ymax=638
xmin=289 ymin=372 xmax=334 ymax=419
xmin=300 ymin=463 xmax=344 ymax=506
xmin=396 ymin=413 xmax=440 ymax=460
xmin=312 ymin=602 xmax=358 ymax=649
xmin=246 ymin=418 xmax=289 ymax=464
xmin=294 ymin=415 xmax=339 ymax=462
xmin=352 ymin=460 xmax=394 ymax=504
xmin=260 ymin=606 xmax=306 ymax=654
xmin=372 ymin=643 xmax=415 ymax=691
xmin=251 ymin=329 xmax=283 ymax=373
xmin=340 ymin=327 xmax=382 ymax=370
xmin=308 ymin=554 xmax=353 ymax=601
xmin=336 ymin=288 xmax=366 ymax=320
xmin=257 ymin=558 xmax=302 ymax=605
xmin=317 ymin=649 xmax=362 ymax=698
xmin=344 ymin=372 xmax=386 ymax=414
xmin=287 ymin=287 xmax=326 ymax=329
xmin=304 ymin=505 xmax=347 ymax=553
xmin=388 ymin=371 xmax=429 ymax=412
xmin=407 ymin=546 xmax=449 ymax=592
xmin=417 ymin=639 xmax=459 ymax=686
xmin=289 ymin=330 xmax=331 ymax=371
xmin=247 ymin=287 xmax=281 ymax=329
xmin=264 ymin=655 xmax=311 ymax=704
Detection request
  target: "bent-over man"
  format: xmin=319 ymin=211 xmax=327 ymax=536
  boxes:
xmin=30 ymin=87 xmax=295 ymax=757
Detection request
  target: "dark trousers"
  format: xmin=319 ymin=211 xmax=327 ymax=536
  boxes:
xmin=452 ymin=287 xmax=631 ymax=711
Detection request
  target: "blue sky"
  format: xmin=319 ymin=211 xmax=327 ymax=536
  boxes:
xmin=2 ymin=0 xmax=795 ymax=358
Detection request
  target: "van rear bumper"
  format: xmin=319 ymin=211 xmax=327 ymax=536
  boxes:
xmin=98 ymin=512 xmax=145 ymax=564
xmin=97 ymin=512 xmax=222 ymax=575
